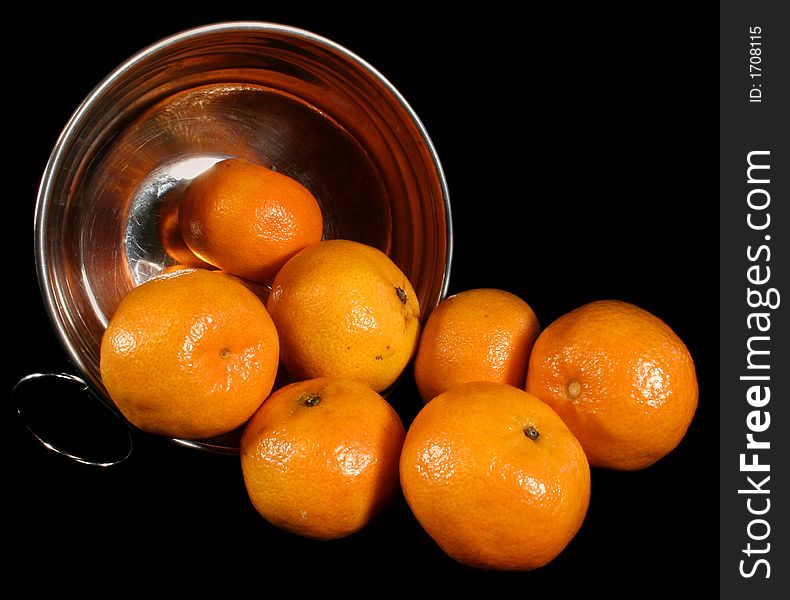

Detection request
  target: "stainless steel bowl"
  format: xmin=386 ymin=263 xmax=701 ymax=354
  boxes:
xmin=33 ymin=21 xmax=452 ymax=457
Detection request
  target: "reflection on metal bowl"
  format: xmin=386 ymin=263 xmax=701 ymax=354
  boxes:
xmin=33 ymin=22 xmax=452 ymax=456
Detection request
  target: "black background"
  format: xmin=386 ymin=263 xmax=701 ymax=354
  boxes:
xmin=5 ymin=5 xmax=718 ymax=595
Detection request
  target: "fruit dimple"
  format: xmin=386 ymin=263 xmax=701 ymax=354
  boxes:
xmin=567 ymin=379 xmax=582 ymax=399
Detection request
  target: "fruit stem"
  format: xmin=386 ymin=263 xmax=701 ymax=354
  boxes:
xmin=524 ymin=426 xmax=540 ymax=441
xmin=395 ymin=286 xmax=408 ymax=304
xmin=299 ymin=393 xmax=321 ymax=407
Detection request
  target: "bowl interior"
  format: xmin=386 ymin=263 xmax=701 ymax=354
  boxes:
xmin=36 ymin=23 xmax=451 ymax=452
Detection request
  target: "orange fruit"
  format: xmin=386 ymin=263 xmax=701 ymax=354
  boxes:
xmin=179 ymin=157 xmax=323 ymax=283
xmin=525 ymin=300 xmax=698 ymax=470
xmin=400 ymin=382 xmax=590 ymax=570
xmin=413 ymin=288 xmax=540 ymax=403
xmin=99 ymin=268 xmax=279 ymax=440
xmin=267 ymin=239 xmax=421 ymax=393
xmin=240 ymin=377 xmax=405 ymax=540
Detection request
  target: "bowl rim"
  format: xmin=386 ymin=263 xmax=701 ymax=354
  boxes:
xmin=33 ymin=21 xmax=453 ymax=452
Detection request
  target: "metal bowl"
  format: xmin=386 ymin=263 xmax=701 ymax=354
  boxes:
xmin=33 ymin=21 xmax=452 ymax=457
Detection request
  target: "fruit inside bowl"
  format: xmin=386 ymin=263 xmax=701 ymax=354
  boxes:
xmin=34 ymin=22 xmax=451 ymax=454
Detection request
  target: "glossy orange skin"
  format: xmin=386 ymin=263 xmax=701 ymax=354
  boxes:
xmin=400 ymin=382 xmax=590 ymax=570
xmin=414 ymin=288 xmax=540 ymax=403
xmin=179 ymin=158 xmax=323 ymax=284
xmin=240 ymin=377 xmax=406 ymax=540
xmin=267 ymin=239 xmax=420 ymax=393
xmin=525 ymin=300 xmax=698 ymax=470
xmin=99 ymin=268 xmax=279 ymax=439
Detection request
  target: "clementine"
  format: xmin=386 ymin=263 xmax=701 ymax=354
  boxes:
xmin=179 ymin=157 xmax=323 ymax=283
xmin=413 ymin=288 xmax=540 ymax=403
xmin=240 ymin=377 xmax=405 ymax=540
xmin=525 ymin=300 xmax=698 ymax=470
xmin=266 ymin=239 xmax=420 ymax=393
xmin=99 ymin=268 xmax=279 ymax=440
xmin=399 ymin=381 xmax=590 ymax=570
